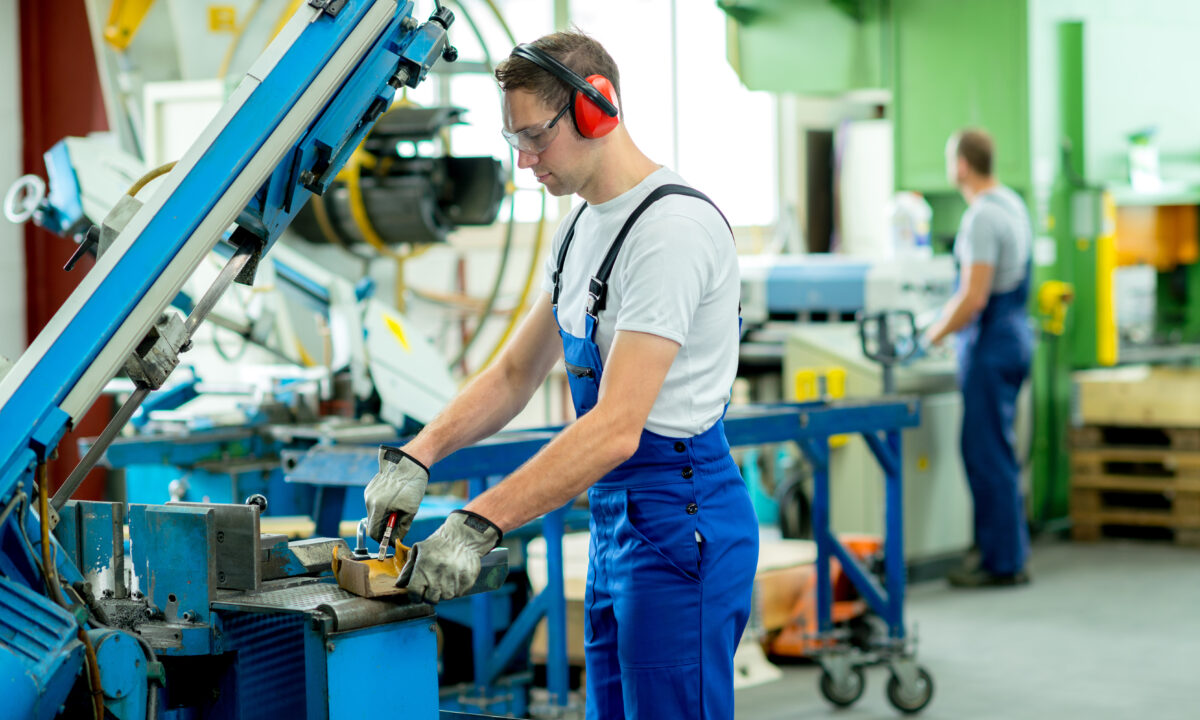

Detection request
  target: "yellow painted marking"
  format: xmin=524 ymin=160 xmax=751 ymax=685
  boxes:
xmin=384 ymin=313 xmax=412 ymax=352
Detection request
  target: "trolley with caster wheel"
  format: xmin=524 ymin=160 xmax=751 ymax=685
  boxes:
xmin=813 ymin=310 xmax=935 ymax=714
xmin=724 ymin=395 xmax=935 ymax=715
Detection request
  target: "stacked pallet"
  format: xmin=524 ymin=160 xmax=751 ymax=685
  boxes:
xmin=1071 ymin=367 xmax=1200 ymax=545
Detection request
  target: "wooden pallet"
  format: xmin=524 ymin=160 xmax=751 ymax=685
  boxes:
xmin=1070 ymin=425 xmax=1200 ymax=451
xmin=1070 ymin=424 xmax=1200 ymax=545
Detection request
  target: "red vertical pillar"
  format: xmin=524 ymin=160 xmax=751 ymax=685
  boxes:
xmin=19 ymin=1 xmax=113 ymax=498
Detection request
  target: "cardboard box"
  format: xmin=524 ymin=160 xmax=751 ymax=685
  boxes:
xmin=1075 ymin=366 xmax=1200 ymax=427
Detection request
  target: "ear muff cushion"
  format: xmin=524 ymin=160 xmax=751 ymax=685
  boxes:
xmin=574 ymin=75 xmax=619 ymax=139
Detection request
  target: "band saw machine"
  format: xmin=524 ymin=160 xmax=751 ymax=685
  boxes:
xmin=0 ymin=2 xmax=509 ymax=718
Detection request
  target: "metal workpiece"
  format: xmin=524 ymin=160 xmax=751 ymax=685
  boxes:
xmin=261 ymin=536 xmax=349 ymax=580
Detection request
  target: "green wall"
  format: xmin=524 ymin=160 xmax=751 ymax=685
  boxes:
xmin=1028 ymin=0 xmax=1200 ymax=204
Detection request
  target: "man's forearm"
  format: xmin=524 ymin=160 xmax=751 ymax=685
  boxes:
xmin=463 ymin=406 xmax=639 ymax=533
xmin=927 ymin=291 xmax=983 ymax=345
xmin=402 ymin=363 xmax=536 ymax=468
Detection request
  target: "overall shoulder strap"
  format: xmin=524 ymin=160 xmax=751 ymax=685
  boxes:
xmin=587 ymin=183 xmax=732 ymax=318
xmin=551 ymin=202 xmax=589 ymax=307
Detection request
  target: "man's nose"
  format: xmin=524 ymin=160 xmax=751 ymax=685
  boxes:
xmin=517 ymin=149 xmax=538 ymax=169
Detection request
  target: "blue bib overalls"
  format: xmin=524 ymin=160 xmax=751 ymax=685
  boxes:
xmin=956 ymin=240 xmax=1034 ymax=576
xmin=551 ymin=185 xmax=759 ymax=720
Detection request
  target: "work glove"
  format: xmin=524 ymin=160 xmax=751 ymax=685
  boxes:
xmin=364 ymin=447 xmax=429 ymax=544
xmin=896 ymin=333 xmax=930 ymax=366
xmin=396 ymin=510 xmax=502 ymax=604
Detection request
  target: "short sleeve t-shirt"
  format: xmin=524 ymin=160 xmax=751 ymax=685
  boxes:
xmin=541 ymin=167 xmax=739 ymax=438
xmin=954 ymin=185 xmax=1032 ymax=294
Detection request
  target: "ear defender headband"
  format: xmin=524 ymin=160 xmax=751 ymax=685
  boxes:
xmin=511 ymin=43 xmax=619 ymax=139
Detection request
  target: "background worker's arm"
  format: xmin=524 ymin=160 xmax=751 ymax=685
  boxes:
xmin=364 ymin=293 xmax=562 ymax=541
xmin=465 ymin=328 xmax=679 ymax=533
xmin=925 ymin=261 xmax=994 ymax=345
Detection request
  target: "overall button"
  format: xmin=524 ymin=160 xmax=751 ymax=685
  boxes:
xmin=686 ymin=503 xmax=698 ymax=515
xmin=674 ymin=441 xmax=686 ymax=453
xmin=681 ymin=467 xmax=693 ymax=479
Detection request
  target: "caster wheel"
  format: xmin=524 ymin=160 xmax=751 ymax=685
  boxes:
xmin=886 ymin=666 xmax=934 ymax=714
xmin=819 ymin=665 xmax=865 ymax=708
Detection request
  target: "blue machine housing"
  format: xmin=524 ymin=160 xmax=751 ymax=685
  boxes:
xmin=0 ymin=2 xmax=466 ymax=717
xmin=0 ymin=576 xmax=85 ymax=719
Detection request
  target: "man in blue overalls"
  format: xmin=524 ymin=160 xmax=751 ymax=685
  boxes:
xmin=362 ymin=32 xmax=759 ymax=718
xmin=924 ymin=128 xmax=1034 ymax=588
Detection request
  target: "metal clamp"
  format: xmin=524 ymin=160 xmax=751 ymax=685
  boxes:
xmin=307 ymin=0 xmax=348 ymax=18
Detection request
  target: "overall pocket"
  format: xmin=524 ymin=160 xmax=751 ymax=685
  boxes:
xmin=622 ymin=484 xmax=701 ymax=584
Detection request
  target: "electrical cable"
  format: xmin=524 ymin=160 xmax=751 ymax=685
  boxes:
xmin=468 ymin=187 xmax=548 ymax=380
xmin=217 ymin=0 xmax=266 ymax=80
xmin=0 ymin=489 xmax=23 ymax=529
xmin=36 ymin=464 xmax=104 ymax=719
xmin=127 ymin=161 xmax=177 ymax=198
xmin=444 ymin=0 xmax=525 ymax=372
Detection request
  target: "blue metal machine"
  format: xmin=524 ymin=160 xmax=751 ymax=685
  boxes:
xmin=287 ymin=401 xmax=937 ymax=716
xmin=0 ymin=3 xmax=512 ymax=718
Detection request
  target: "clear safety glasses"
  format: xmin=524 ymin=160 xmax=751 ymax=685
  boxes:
xmin=501 ymin=101 xmax=570 ymax=154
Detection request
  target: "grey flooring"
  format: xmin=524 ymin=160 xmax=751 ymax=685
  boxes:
xmin=734 ymin=539 xmax=1200 ymax=720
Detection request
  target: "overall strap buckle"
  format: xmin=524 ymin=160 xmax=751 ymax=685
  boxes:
xmin=586 ymin=277 xmax=606 ymax=318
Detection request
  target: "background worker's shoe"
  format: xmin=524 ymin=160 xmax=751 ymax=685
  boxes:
xmin=946 ymin=566 xmax=1030 ymax=588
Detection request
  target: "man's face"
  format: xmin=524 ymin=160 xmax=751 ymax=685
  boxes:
xmin=502 ymin=89 xmax=590 ymax=197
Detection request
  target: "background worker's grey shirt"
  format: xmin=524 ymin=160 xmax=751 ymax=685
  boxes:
xmin=954 ymin=185 xmax=1032 ymax=294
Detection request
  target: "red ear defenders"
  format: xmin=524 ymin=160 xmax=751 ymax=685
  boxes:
xmin=511 ymin=44 xmax=619 ymax=139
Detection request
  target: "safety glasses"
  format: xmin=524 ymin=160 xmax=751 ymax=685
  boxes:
xmin=501 ymin=100 xmax=570 ymax=154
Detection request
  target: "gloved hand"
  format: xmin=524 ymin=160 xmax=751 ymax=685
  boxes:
xmin=364 ymin=447 xmax=429 ymax=544
xmin=896 ymin=333 xmax=930 ymax=365
xmin=396 ymin=510 xmax=502 ymax=603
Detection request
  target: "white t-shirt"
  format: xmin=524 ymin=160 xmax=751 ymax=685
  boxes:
xmin=540 ymin=167 xmax=740 ymax=438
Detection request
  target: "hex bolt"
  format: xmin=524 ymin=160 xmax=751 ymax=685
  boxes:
xmin=401 ymin=16 xmax=417 ymax=31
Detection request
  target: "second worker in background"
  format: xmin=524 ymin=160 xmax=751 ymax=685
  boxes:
xmin=363 ymin=30 xmax=759 ymax=720
xmin=924 ymin=128 xmax=1034 ymax=588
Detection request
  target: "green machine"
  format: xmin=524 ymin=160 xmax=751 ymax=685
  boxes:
xmin=717 ymin=2 xmax=1121 ymax=529
xmin=1032 ymin=21 xmax=1119 ymax=527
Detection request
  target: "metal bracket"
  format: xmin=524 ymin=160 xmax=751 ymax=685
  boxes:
xmin=123 ymin=312 xmax=188 ymax=390
xmin=308 ymin=0 xmax=348 ymax=17
xmin=169 ymin=501 xmax=263 ymax=591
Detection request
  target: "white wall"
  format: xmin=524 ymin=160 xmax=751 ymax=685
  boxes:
xmin=0 ymin=0 xmax=25 ymax=362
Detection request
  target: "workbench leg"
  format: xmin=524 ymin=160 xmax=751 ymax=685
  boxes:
xmin=544 ymin=504 xmax=569 ymax=707
xmin=312 ymin=486 xmax=346 ymax=538
xmin=806 ymin=437 xmax=833 ymax=636
xmin=883 ymin=430 xmax=906 ymax=641
xmin=468 ymin=477 xmax=496 ymax=702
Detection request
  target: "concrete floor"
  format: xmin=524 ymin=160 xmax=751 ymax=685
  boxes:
xmin=734 ymin=539 xmax=1200 ymax=719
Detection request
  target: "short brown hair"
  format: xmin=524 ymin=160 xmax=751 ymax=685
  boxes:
xmin=952 ymin=128 xmax=994 ymax=177
xmin=494 ymin=31 xmax=622 ymax=118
